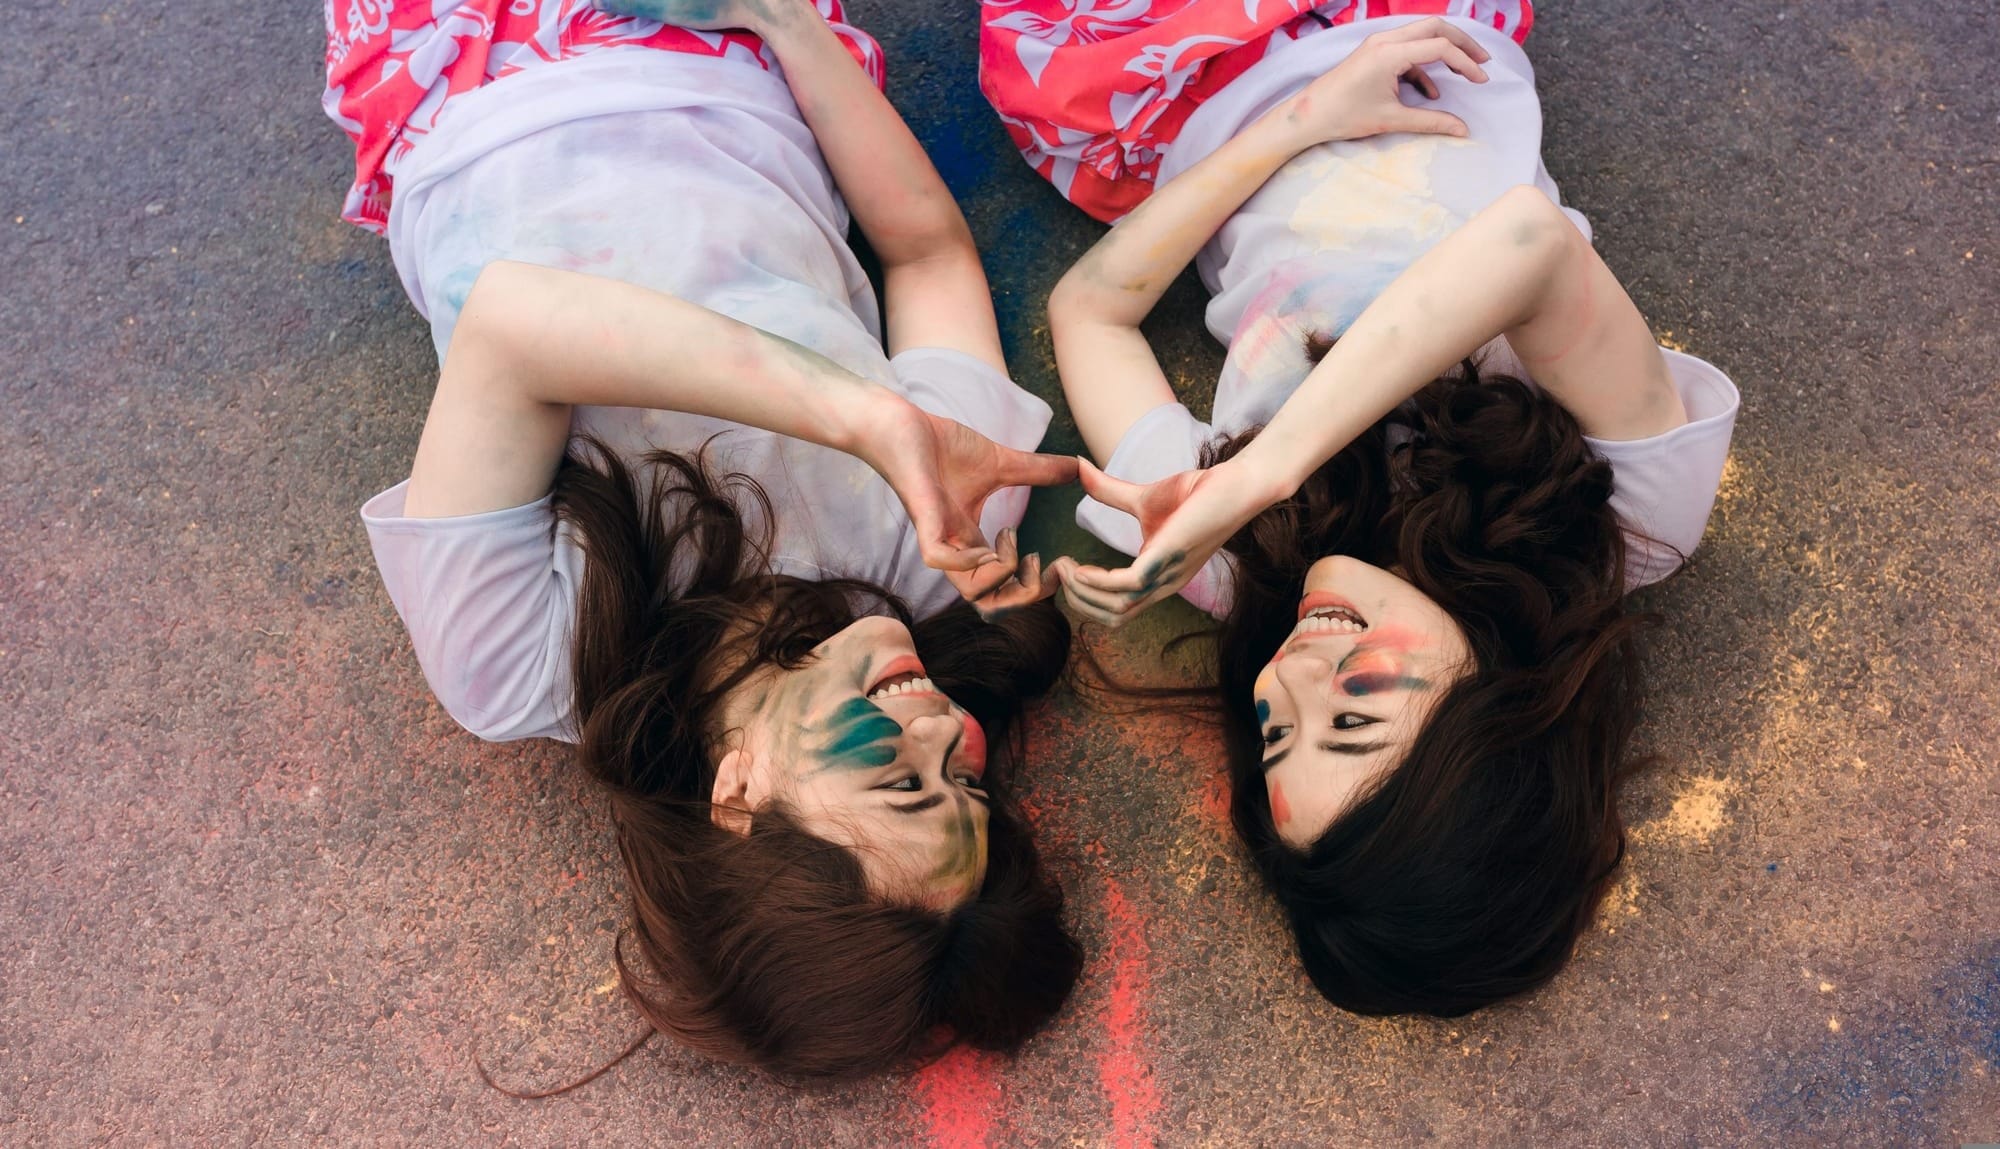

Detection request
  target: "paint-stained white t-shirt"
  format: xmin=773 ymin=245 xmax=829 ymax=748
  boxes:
xmin=1074 ymin=16 xmax=1739 ymax=614
xmin=360 ymin=51 xmax=1052 ymax=743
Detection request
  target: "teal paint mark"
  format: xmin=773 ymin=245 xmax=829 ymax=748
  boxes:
xmin=439 ymin=266 xmax=482 ymax=314
xmin=1255 ymin=698 xmax=1271 ymax=726
xmin=812 ymin=697 xmax=901 ymax=771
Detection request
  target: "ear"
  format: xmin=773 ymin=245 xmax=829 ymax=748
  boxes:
xmin=710 ymin=747 xmax=756 ymax=836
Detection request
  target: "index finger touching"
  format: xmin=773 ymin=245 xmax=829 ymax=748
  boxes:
xmin=1002 ymin=448 xmax=1082 ymax=489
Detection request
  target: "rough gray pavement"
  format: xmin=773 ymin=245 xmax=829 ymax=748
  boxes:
xmin=3 ymin=0 xmax=1998 ymax=1145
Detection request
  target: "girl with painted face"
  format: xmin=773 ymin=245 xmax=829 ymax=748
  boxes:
xmin=324 ymin=0 xmax=1084 ymax=1076
xmin=982 ymin=6 xmax=1740 ymax=1014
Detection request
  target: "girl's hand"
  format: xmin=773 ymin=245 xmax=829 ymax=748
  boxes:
xmin=1050 ymin=458 xmax=1278 ymax=627
xmin=587 ymin=0 xmax=791 ymax=33
xmin=866 ymin=404 xmax=1080 ymax=619
xmin=1272 ymin=18 xmax=1491 ymax=148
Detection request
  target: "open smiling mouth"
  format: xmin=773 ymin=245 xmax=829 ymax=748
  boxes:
xmin=1289 ymin=592 xmax=1370 ymax=642
xmin=866 ymin=656 xmax=937 ymax=701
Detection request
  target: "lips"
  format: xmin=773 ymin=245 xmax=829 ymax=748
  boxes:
xmin=1295 ymin=591 xmax=1368 ymax=627
xmin=866 ymin=654 xmax=933 ymax=701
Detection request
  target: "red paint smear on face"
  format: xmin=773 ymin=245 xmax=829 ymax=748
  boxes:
xmin=1269 ymin=778 xmax=1292 ymax=828
xmin=914 ymin=1044 xmax=1003 ymax=1149
xmin=959 ymin=712 xmax=988 ymax=781
xmin=1098 ymin=878 xmax=1160 ymax=1149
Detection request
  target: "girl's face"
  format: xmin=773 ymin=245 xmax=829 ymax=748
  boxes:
xmin=713 ymin=616 xmax=992 ymax=911
xmin=1252 ymin=556 xmax=1472 ymax=848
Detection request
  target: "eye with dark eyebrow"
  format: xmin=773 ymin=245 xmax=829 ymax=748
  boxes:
xmin=1318 ymin=740 xmax=1390 ymax=757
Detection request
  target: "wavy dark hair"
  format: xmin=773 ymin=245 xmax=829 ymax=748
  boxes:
xmin=546 ymin=439 xmax=1081 ymax=1079
xmin=1212 ymin=355 xmax=1647 ymax=1017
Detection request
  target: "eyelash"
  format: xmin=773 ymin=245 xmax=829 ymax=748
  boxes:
xmin=1262 ymin=724 xmax=1292 ymax=746
xmin=880 ymin=773 xmax=988 ymax=792
xmin=1333 ymin=713 xmax=1375 ymax=731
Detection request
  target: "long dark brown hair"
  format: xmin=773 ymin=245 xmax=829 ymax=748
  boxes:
xmin=548 ymin=439 xmax=1081 ymax=1078
xmin=1212 ymin=356 xmax=1647 ymax=1017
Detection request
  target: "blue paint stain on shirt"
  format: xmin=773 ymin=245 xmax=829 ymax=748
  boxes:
xmin=439 ymin=266 xmax=483 ymax=315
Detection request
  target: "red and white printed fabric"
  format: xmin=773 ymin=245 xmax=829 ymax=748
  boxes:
xmin=979 ymin=0 xmax=1532 ymax=222
xmin=323 ymin=0 xmax=884 ymax=233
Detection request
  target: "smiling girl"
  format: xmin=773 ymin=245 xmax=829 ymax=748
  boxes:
xmin=326 ymin=0 xmax=1084 ymax=1076
xmin=983 ymin=6 xmax=1739 ymax=1015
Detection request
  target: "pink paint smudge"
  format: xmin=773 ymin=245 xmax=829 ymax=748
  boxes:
xmin=914 ymin=1044 xmax=1004 ymax=1149
xmin=1268 ymin=778 xmax=1292 ymax=829
xmin=1098 ymin=877 xmax=1160 ymax=1149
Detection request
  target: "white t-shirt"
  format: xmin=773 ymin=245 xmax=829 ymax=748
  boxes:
xmin=361 ymin=51 xmax=1053 ymax=743
xmin=1075 ymin=16 xmax=1740 ymax=615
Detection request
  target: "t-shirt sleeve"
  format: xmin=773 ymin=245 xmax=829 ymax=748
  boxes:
xmin=891 ymin=347 xmax=1056 ymax=543
xmin=361 ymin=482 xmax=580 ymax=743
xmin=1074 ymin=401 xmax=1239 ymax=617
xmin=1583 ymin=349 xmax=1742 ymax=590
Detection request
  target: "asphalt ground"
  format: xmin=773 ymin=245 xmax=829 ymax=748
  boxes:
xmin=3 ymin=0 xmax=1998 ymax=1144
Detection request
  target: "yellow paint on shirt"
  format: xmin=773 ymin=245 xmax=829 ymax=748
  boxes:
xmin=1286 ymin=138 xmax=1471 ymax=251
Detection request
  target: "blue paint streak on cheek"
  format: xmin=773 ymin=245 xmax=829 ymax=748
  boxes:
xmin=818 ymin=697 xmax=903 ymax=770
xmin=1255 ymin=698 xmax=1271 ymax=727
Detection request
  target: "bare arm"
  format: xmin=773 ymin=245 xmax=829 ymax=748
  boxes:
xmin=1058 ymin=185 xmax=1688 ymax=625
xmin=402 ymin=260 xmax=906 ymax=519
xmin=404 ymin=260 xmax=1074 ymax=610
xmin=751 ymin=1 xmax=1006 ymax=368
xmin=1046 ymin=18 xmax=1492 ymax=462
xmin=1241 ymin=186 xmax=1686 ymax=494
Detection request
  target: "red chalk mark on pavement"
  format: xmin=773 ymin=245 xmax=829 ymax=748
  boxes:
xmin=1098 ymin=877 xmax=1160 ymax=1149
xmin=915 ymin=1044 xmax=1004 ymax=1149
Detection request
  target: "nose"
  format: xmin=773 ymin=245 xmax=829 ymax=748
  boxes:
xmin=901 ymin=710 xmax=964 ymax=755
xmin=1275 ymin=653 xmax=1334 ymax=716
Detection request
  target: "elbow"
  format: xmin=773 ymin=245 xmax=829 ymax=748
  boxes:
xmin=1498 ymin=186 xmax=1581 ymax=261
xmin=878 ymin=215 xmax=979 ymax=274
xmin=454 ymin=260 xmax=537 ymax=352
xmin=1047 ymin=267 xmax=1117 ymax=334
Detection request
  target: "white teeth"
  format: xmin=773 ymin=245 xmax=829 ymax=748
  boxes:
xmin=1288 ymin=611 xmax=1367 ymax=641
xmin=869 ymin=676 xmax=935 ymax=701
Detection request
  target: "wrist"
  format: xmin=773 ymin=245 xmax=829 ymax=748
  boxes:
xmin=1257 ymin=93 xmax=1334 ymax=156
xmin=748 ymin=0 xmax=815 ymax=43
xmin=831 ymin=387 xmax=920 ymax=468
xmin=1221 ymin=436 xmax=1309 ymax=508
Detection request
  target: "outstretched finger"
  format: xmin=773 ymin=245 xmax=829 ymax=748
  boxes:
xmin=1000 ymin=448 xmax=1082 ymax=489
xmin=1076 ymin=457 xmax=1149 ymax=516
